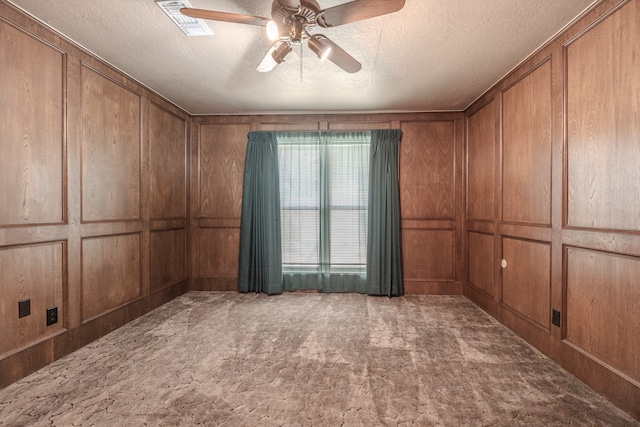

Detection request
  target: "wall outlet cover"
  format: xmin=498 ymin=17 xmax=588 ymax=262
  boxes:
xmin=552 ymin=308 xmax=561 ymax=327
xmin=46 ymin=306 xmax=58 ymax=326
xmin=19 ymin=299 xmax=31 ymax=318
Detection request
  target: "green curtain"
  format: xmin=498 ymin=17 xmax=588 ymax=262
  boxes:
xmin=367 ymin=129 xmax=404 ymax=296
xmin=238 ymin=131 xmax=283 ymax=295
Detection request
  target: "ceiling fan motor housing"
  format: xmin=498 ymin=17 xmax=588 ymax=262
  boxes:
xmin=272 ymin=0 xmax=321 ymax=43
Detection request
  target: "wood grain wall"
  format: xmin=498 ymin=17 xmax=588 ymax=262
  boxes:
xmin=463 ymin=0 xmax=640 ymax=418
xmin=0 ymin=2 xmax=190 ymax=387
xmin=190 ymin=114 xmax=464 ymax=294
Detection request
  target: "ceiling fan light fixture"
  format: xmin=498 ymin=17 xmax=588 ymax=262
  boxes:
xmin=266 ymin=20 xmax=279 ymax=40
xmin=272 ymin=42 xmax=293 ymax=64
xmin=308 ymin=36 xmax=331 ymax=61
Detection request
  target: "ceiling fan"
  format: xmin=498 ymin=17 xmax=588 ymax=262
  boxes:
xmin=180 ymin=0 xmax=406 ymax=73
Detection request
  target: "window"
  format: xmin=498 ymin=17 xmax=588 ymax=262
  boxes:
xmin=278 ymin=132 xmax=370 ymax=277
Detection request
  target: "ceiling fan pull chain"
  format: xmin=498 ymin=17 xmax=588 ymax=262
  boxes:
xmin=300 ymin=42 xmax=304 ymax=82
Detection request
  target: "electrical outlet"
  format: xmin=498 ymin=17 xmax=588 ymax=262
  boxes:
xmin=19 ymin=299 xmax=31 ymax=318
xmin=552 ymin=308 xmax=561 ymax=327
xmin=46 ymin=306 xmax=58 ymax=326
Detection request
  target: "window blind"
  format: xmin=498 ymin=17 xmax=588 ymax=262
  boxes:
xmin=278 ymin=131 xmax=370 ymax=274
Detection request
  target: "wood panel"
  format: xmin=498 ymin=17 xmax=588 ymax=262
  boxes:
xmin=566 ymin=1 xmax=640 ymax=231
xmin=502 ymin=60 xmax=552 ymax=225
xmin=0 ymin=242 xmax=64 ymax=356
xmin=260 ymin=123 xmax=320 ymax=131
xmin=400 ymin=121 xmax=455 ymax=220
xmin=199 ymin=227 xmax=240 ymax=278
xmin=81 ymin=233 xmax=141 ymax=321
xmin=466 ymin=101 xmax=496 ymax=221
xmin=81 ymin=65 xmax=141 ymax=222
xmin=199 ymin=124 xmax=250 ymax=219
xmin=402 ymin=229 xmax=454 ymax=281
xmin=150 ymin=228 xmax=186 ymax=292
xmin=501 ymin=237 xmax=551 ymax=329
xmin=566 ymin=247 xmax=640 ymax=385
xmin=328 ymin=122 xmax=391 ymax=130
xmin=149 ymin=103 xmax=187 ymax=220
xmin=468 ymin=231 xmax=494 ymax=296
xmin=0 ymin=21 xmax=64 ymax=226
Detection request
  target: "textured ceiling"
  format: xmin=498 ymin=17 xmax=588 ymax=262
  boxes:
xmin=6 ymin=0 xmax=597 ymax=115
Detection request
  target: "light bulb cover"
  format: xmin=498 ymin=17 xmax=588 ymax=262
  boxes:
xmin=308 ymin=36 xmax=331 ymax=61
xmin=266 ymin=20 xmax=279 ymax=40
xmin=272 ymin=42 xmax=292 ymax=64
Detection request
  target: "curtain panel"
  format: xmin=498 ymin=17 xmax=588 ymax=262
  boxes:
xmin=238 ymin=131 xmax=283 ymax=295
xmin=367 ymin=129 xmax=404 ymax=296
xmin=238 ymin=129 xmax=403 ymax=296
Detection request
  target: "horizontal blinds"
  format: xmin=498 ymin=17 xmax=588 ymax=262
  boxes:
xmin=278 ymin=132 xmax=370 ymax=273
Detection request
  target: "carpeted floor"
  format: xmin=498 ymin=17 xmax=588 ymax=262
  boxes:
xmin=0 ymin=292 xmax=637 ymax=426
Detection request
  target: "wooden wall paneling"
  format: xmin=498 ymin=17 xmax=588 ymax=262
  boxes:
xmin=0 ymin=242 xmax=64 ymax=356
xmin=198 ymin=227 xmax=240 ymax=281
xmin=199 ymin=124 xmax=250 ymax=219
xmin=454 ymin=118 xmax=465 ymax=285
xmin=259 ymin=122 xmax=320 ymax=131
xmin=549 ymin=46 xmax=565 ymax=342
xmin=81 ymin=233 xmax=141 ymax=321
xmin=81 ymin=64 xmax=141 ymax=222
xmin=65 ymin=51 xmax=83 ymax=330
xmin=139 ymin=99 xmax=150 ymax=298
xmin=150 ymin=228 xmax=186 ymax=292
xmin=0 ymin=21 xmax=64 ymax=226
xmin=502 ymin=60 xmax=552 ymax=225
xmin=466 ymin=101 xmax=497 ymax=221
xmin=565 ymin=246 xmax=640 ymax=386
xmin=328 ymin=122 xmax=391 ymax=130
xmin=149 ymin=103 xmax=188 ymax=220
xmin=400 ymin=121 xmax=455 ymax=220
xmin=467 ymin=231 xmax=494 ymax=296
xmin=565 ymin=1 xmax=640 ymax=232
xmin=402 ymin=228 xmax=454 ymax=281
xmin=501 ymin=236 xmax=551 ymax=330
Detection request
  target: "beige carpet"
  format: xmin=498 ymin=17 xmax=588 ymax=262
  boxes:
xmin=0 ymin=292 xmax=637 ymax=426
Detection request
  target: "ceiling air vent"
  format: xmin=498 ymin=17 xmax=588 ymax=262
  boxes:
xmin=155 ymin=0 xmax=213 ymax=36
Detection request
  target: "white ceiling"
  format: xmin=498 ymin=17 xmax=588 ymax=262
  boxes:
xmin=6 ymin=0 xmax=597 ymax=115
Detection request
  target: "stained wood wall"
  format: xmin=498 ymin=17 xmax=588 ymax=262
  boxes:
xmin=190 ymin=115 xmax=465 ymax=295
xmin=0 ymin=3 xmax=190 ymax=386
xmin=464 ymin=0 xmax=640 ymax=418
xmin=1 ymin=0 xmax=639 ymax=421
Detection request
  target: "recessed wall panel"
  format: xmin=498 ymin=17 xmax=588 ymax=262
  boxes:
xmin=566 ymin=247 xmax=640 ymax=384
xmin=403 ymin=229 xmax=454 ymax=281
xmin=81 ymin=66 xmax=141 ymax=222
xmin=199 ymin=124 xmax=250 ymax=219
xmin=149 ymin=104 xmax=187 ymax=220
xmin=0 ymin=242 xmax=64 ymax=356
xmin=401 ymin=121 xmax=455 ymax=220
xmin=467 ymin=102 xmax=496 ymax=221
xmin=0 ymin=22 xmax=64 ymax=225
xmin=502 ymin=237 xmax=551 ymax=329
xmin=81 ymin=233 xmax=141 ymax=321
xmin=566 ymin=2 xmax=640 ymax=231
xmin=199 ymin=228 xmax=240 ymax=278
xmin=502 ymin=61 xmax=552 ymax=225
xmin=468 ymin=231 xmax=494 ymax=296
xmin=150 ymin=228 xmax=186 ymax=292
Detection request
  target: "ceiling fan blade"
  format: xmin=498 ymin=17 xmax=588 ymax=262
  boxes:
xmin=318 ymin=0 xmax=405 ymax=28
xmin=311 ymin=35 xmax=362 ymax=73
xmin=180 ymin=8 xmax=271 ymax=26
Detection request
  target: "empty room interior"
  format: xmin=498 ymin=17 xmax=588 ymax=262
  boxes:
xmin=1 ymin=0 xmax=639 ymax=424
